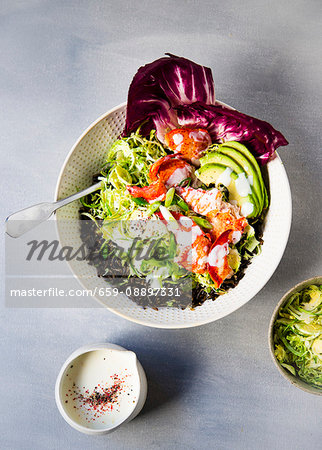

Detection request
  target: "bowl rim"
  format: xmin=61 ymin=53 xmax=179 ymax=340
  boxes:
xmin=55 ymin=102 xmax=127 ymax=200
xmin=268 ymin=276 xmax=322 ymax=396
xmin=54 ymin=102 xmax=292 ymax=328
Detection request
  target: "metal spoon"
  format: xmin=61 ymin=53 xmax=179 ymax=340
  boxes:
xmin=5 ymin=181 xmax=102 ymax=238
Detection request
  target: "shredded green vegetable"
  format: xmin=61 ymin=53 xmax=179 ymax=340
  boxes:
xmin=81 ymin=129 xmax=166 ymax=220
xmin=236 ymin=225 xmax=261 ymax=259
xmin=273 ymin=284 xmax=322 ymax=389
xmin=192 ymin=271 xmax=222 ymax=292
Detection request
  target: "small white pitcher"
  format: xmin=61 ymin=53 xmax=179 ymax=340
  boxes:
xmin=55 ymin=343 xmax=148 ymax=435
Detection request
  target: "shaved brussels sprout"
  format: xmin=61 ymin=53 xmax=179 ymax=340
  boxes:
xmin=273 ymin=284 xmax=322 ymax=389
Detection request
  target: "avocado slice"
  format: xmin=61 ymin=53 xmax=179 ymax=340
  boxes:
xmin=196 ymin=162 xmax=259 ymax=218
xmin=216 ymin=145 xmax=264 ymax=211
xmin=219 ymin=141 xmax=268 ymax=209
xmin=198 ymin=152 xmax=261 ymax=215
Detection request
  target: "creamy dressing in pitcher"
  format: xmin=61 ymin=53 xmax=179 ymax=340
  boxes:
xmin=60 ymin=349 xmax=139 ymax=430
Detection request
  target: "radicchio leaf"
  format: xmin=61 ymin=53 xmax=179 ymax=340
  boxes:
xmin=174 ymin=102 xmax=288 ymax=165
xmin=123 ymin=53 xmax=215 ymax=139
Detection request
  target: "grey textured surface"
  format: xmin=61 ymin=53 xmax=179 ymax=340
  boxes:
xmin=1 ymin=1 xmax=322 ymax=449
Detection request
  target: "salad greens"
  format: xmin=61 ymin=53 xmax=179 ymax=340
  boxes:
xmin=107 ymin=129 xmax=166 ymax=189
xmin=99 ymin=219 xmax=189 ymax=289
xmin=273 ymin=284 xmax=322 ymax=389
xmin=236 ymin=225 xmax=261 ymax=260
xmin=81 ymin=129 xmax=166 ymax=221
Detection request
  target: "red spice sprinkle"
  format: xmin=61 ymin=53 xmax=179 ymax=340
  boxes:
xmin=71 ymin=375 xmax=126 ymax=422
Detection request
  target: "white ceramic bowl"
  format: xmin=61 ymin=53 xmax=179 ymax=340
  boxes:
xmin=55 ymin=102 xmax=292 ymax=328
xmin=269 ymin=276 xmax=322 ymax=396
xmin=55 ymin=343 xmax=148 ymax=434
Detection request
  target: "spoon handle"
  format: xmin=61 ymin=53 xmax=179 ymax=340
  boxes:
xmin=5 ymin=181 xmax=102 ymax=238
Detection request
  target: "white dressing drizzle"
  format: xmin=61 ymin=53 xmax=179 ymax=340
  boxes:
xmin=230 ymin=230 xmax=242 ymax=244
xmin=208 ymin=243 xmax=229 ymax=268
xmin=235 ymin=173 xmax=252 ymax=197
xmin=172 ymin=133 xmax=183 ymax=151
xmin=241 ymin=202 xmax=254 ymax=217
xmin=166 ymin=167 xmax=191 ymax=188
xmin=173 ymin=133 xmax=183 ymax=145
xmin=216 ymin=167 xmax=233 ymax=187
xmin=178 ymin=216 xmax=193 ymax=228
xmin=189 ymin=130 xmax=209 ymax=143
